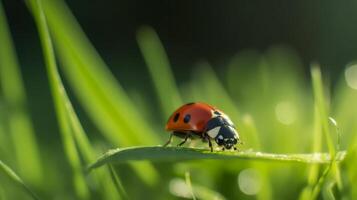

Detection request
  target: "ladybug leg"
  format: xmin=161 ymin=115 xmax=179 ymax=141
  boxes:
xmin=163 ymin=133 xmax=173 ymax=147
xmin=178 ymin=132 xmax=192 ymax=146
xmin=202 ymin=133 xmax=213 ymax=152
xmin=208 ymin=138 xmax=213 ymax=152
xmin=205 ymin=135 xmax=213 ymax=152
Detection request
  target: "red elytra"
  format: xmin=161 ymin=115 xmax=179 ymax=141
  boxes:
xmin=165 ymin=102 xmax=217 ymax=134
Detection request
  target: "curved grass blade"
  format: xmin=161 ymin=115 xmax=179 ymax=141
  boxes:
xmin=41 ymin=0 xmax=159 ymax=185
xmin=299 ymin=105 xmax=323 ymax=200
xmin=42 ymin=0 xmax=159 ymax=145
xmin=0 ymin=160 xmax=39 ymax=200
xmin=137 ymin=26 xmax=182 ymax=117
xmin=311 ymin=65 xmax=343 ymax=190
xmin=26 ymin=0 xmax=89 ymax=198
xmin=184 ymin=172 xmax=196 ymax=200
xmin=88 ymin=146 xmax=347 ymax=171
xmin=0 ymin=0 xmax=42 ymax=185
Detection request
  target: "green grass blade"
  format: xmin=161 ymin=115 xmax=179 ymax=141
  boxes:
xmin=311 ymin=66 xmax=335 ymax=155
xmin=0 ymin=0 xmax=42 ymax=185
xmin=299 ymin=105 xmax=323 ymax=200
xmin=0 ymin=160 xmax=40 ymax=200
xmin=311 ymin=65 xmax=343 ymax=191
xmin=184 ymin=172 xmax=196 ymax=200
xmin=137 ymin=26 xmax=182 ymax=117
xmin=65 ymin=95 xmax=123 ymax=200
xmin=193 ymin=62 xmax=240 ymax=120
xmin=108 ymin=165 xmax=128 ymax=199
xmin=88 ymin=146 xmax=347 ymax=171
xmin=26 ymin=0 xmax=89 ymax=198
xmin=42 ymin=0 xmax=159 ymax=145
xmin=41 ymin=0 xmax=159 ymax=185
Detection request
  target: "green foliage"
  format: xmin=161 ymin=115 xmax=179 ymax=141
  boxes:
xmin=0 ymin=160 xmax=39 ymax=200
xmin=87 ymin=146 xmax=346 ymax=171
xmin=137 ymin=26 xmax=183 ymax=117
xmin=0 ymin=0 xmax=42 ymax=185
xmin=26 ymin=0 xmax=90 ymax=198
xmin=41 ymin=0 xmax=159 ymax=186
xmin=0 ymin=0 xmax=356 ymax=199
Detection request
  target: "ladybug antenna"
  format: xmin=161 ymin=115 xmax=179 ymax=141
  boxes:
xmin=234 ymin=147 xmax=237 ymax=151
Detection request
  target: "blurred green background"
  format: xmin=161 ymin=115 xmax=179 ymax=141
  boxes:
xmin=0 ymin=0 xmax=357 ymax=199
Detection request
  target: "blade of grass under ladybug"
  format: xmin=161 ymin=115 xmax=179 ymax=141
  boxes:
xmin=26 ymin=0 xmax=90 ymax=198
xmin=311 ymin=65 xmax=342 ymax=190
xmin=87 ymin=146 xmax=347 ymax=171
xmin=0 ymin=1 xmax=43 ymax=185
xmin=137 ymin=26 xmax=183 ymax=117
xmin=0 ymin=160 xmax=40 ymax=200
xmin=41 ymin=0 xmax=159 ymax=186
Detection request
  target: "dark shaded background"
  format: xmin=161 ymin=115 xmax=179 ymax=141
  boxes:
xmin=2 ymin=0 xmax=357 ymax=139
xmin=4 ymin=0 xmax=357 ymax=75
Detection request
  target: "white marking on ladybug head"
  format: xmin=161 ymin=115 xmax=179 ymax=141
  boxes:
xmin=218 ymin=135 xmax=223 ymax=140
xmin=207 ymin=126 xmax=221 ymax=138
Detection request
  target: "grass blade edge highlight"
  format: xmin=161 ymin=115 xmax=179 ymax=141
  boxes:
xmin=87 ymin=146 xmax=347 ymax=172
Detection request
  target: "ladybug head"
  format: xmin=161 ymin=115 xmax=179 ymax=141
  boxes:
xmin=214 ymin=125 xmax=238 ymax=149
xmin=206 ymin=116 xmax=239 ymax=150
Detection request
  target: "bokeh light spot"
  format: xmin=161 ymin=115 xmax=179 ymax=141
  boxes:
xmin=169 ymin=178 xmax=191 ymax=198
xmin=345 ymin=63 xmax=357 ymax=90
xmin=238 ymin=168 xmax=261 ymax=195
xmin=275 ymin=101 xmax=296 ymax=125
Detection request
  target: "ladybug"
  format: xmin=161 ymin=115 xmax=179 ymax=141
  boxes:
xmin=164 ymin=102 xmax=240 ymax=152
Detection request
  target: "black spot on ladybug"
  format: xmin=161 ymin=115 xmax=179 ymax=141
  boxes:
xmin=214 ymin=111 xmax=221 ymax=115
xmin=183 ymin=114 xmax=191 ymax=123
xmin=173 ymin=113 xmax=180 ymax=122
xmin=185 ymin=102 xmax=195 ymax=106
